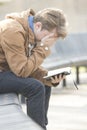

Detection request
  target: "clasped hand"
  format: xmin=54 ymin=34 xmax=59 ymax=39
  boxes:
xmin=41 ymin=33 xmax=58 ymax=47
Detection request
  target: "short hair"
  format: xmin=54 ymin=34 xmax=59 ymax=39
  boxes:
xmin=34 ymin=8 xmax=68 ymax=38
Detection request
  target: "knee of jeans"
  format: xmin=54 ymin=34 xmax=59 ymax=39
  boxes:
xmin=34 ymin=80 xmax=45 ymax=95
xmin=25 ymin=79 xmax=45 ymax=97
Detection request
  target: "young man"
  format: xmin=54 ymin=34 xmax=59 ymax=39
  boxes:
xmin=0 ymin=8 xmax=68 ymax=129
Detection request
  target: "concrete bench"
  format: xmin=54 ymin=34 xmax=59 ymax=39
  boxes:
xmin=42 ymin=32 xmax=87 ymax=84
xmin=0 ymin=93 xmax=43 ymax=130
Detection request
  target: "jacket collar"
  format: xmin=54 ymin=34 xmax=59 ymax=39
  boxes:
xmin=5 ymin=9 xmax=35 ymax=44
xmin=28 ymin=16 xmax=34 ymax=32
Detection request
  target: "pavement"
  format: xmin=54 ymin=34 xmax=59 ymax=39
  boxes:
xmin=22 ymin=72 xmax=87 ymax=130
xmin=47 ymin=72 xmax=87 ymax=130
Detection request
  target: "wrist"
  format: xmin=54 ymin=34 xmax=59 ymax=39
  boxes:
xmin=37 ymin=42 xmax=49 ymax=51
xmin=41 ymin=43 xmax=49 ymax=51
xmin=34 ymin=42 xmax=51 ymax=58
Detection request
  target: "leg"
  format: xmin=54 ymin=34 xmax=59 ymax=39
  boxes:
xmin=76 ymin=66 xmax=80 ymax=84
xmin=45 ymin=86 xmax=51 ymax=126
xmin=0 ymin=71 xmax=46 ymax=129
xmin=26 ymin=80 xmax=46 ymax=129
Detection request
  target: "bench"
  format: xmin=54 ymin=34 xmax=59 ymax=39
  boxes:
xmin=42 ymin=32 xmax=87 ymax=85
xmin=0 ymin=93 xmax=43 ymax=130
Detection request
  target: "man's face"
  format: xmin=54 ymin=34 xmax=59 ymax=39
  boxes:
xmin=34 ymin=22 xmax=58 ymax=41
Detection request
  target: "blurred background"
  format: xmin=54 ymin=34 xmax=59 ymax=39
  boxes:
xmin=0 ymin=0 xmax=87 ymax=33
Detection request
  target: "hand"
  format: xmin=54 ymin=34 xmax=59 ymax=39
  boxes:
xmin=41 ymin=33 xmax=58 ymax=47
xmin=50 ymin=74 xmax=65 ymax=87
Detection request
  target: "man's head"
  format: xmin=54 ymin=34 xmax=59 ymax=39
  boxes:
xmin=33 ymin=8 xmax=68 ymax=41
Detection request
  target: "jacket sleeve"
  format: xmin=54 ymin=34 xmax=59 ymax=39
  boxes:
xmin=1 ymin=27 xmax=50 ymax=77
xmin=30 ymin=66 xmax=53 ymax=87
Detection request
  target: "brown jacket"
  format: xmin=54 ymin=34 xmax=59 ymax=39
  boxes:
xmin=0 ymin=9 xmax=52 ymax=86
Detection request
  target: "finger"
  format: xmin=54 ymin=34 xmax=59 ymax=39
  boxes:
xmin=51 ymin=75 xmax=58 ymax=81
xmin=59 ymin=74 xmax=62 ymax=79
xmin=62 ymin=75 xmax=66 ymax=79
xmin=50 ymin=77 xmax=56 ymax=83
xmin=41 ymin=33 xmax=54 ymax=42
xmin=55 ymin=75 xmax=60 ymax=83
xmin=59 ymin=74 xmax=66 ymax=81
xmin=50 ymin=76 xmax=55 ymax=81
xmin=48 ymin=33 xmax=55 ymax=37
xmin=51 ymin=76 xmax=59 ymax=83
xmin=54 ymin=75 xmax=57 ymax=80
xmin=58 ymin=74 xmax=63 ymax=82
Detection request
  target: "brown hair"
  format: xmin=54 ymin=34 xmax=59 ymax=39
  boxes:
xmin=34 ymin=8 xmax=68 ymax=38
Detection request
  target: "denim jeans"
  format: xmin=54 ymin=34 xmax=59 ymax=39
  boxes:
xmin=0 ymin=71 xmax=51 ymax=129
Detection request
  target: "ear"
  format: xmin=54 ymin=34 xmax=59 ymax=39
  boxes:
xmin=34 ymin=22 xmax=42 ymax=31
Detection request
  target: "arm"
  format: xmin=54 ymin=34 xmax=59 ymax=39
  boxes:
xmin=30 ymin=66 xmax=65 ymax=87
xmin=1 ymin=27 xmax=50 ymax=77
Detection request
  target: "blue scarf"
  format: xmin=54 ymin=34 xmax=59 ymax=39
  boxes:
xmin=28 ymin=16 xmax=34 ymax=32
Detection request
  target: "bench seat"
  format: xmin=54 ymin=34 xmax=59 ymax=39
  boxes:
xmin=42 ymin=55 xmax=87 ymax=70
xmin=0 ymin=93 xmax=43 ymax=130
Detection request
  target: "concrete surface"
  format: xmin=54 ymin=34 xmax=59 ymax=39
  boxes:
xmin=22 ymin=72 xmax=87 ymax=130
xmin=47 ymin=84 xmax=87 ymax=130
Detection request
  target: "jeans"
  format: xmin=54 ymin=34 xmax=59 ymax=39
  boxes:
xmin=0 ymin=71 xmax=51 ymax=129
